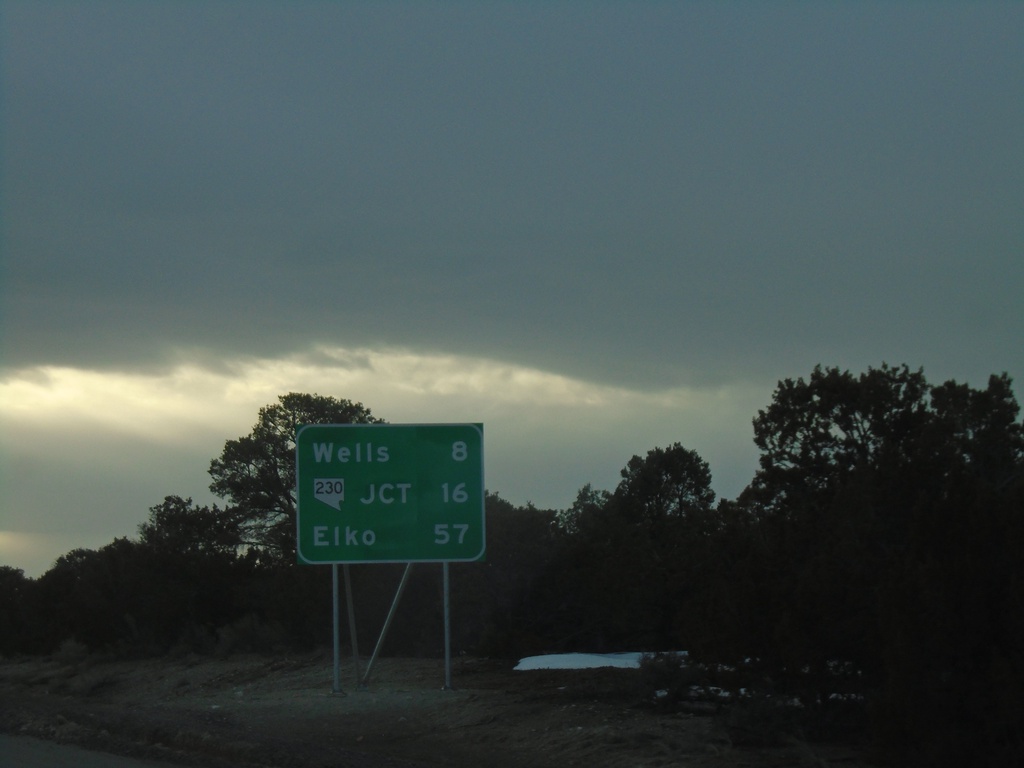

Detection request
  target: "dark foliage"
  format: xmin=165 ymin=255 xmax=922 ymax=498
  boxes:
xmin=699 ymin=365 xmax=1023 ymax=767
xmin=0 ymin=566 xmax=34 ymax=655
xmin=208 ymin=392 xmax=383 ymax=562
xmin=2 ymin=370 xmax=1021 ymax=767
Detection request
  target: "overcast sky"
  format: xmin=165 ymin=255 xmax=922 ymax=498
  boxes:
xmin=2 ymin=2 xmax=1022 ymax=577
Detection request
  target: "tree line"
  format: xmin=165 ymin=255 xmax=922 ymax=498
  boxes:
xmin=1 ymin=365 xmax=1022 ymax=766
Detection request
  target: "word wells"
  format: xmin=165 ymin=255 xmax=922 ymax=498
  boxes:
xmin=312 ymin=441 xmax=390 ymax=463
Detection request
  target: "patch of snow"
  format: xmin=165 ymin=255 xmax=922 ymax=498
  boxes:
xmin=513 ymin=652 xmax=860 ymax=710
xmin=514 ymin=652 xmax=647 ymax=671
xmin=514 ymin=651 xmax=690 ymax=671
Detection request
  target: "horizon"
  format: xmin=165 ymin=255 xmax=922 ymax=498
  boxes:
xmin=3 ymin=2 xmax=1021 ymax=578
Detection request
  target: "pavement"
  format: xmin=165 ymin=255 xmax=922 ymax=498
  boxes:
xmin=0 ymin=735 xmax=185 ymax=768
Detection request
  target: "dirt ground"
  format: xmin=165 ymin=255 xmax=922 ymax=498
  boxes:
xmin=0 ymin=652 xmax=872 ymax=767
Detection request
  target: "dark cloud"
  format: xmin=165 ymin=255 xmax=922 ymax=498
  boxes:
xmin=2 ymin=2 xmax=1022 ymax=389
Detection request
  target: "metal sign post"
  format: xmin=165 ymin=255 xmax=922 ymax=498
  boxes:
xmin=443 ymin=561 xmax=453 ymax=690
xmin=331 ymin=564 xmax=342 ymax=694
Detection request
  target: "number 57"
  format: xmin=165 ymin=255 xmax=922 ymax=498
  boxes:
xmin=434 ymin=524 xmax=469 ymax=545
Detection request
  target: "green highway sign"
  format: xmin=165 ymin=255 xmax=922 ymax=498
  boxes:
xmin=295 ymin=423 xmax=485 ymax=564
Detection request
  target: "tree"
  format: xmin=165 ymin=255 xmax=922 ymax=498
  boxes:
xmin=553 ymin=483 xmax=611 ymax=535
xmin=33 ymin=539 xmax=152 ymax=651
xmin=0 ymin=566 xmax=33 ymax=655
xmin=470 ymin=493 xmax=560 ymax=656
xmin=138 ymin=496 xmax=242 ymax=557
xmin=613 ymin=443 xmax=716 ymax=526
xmin=872 ymin=373 xmax=1024 ymax=766
xmin=543 ymin=445 xmax=718 ymax=650
xmin=611 ymin=444 xmax=717 ymax=647
xmin=208 ymin=393 xmax=383 ymax=561
xmin=745 ymin=363 xmax=931 ymax=519
xmin=737 ymin=364 xmax=1024 ymax=763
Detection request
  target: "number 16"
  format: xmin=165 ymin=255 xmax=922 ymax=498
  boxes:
xmin=442 ymin=482 xmax=468 ymax=503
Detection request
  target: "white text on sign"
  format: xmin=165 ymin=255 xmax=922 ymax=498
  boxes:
xmin=312 ymin=442 xmax=390 ymax=463
xmin=360 ymin=483 xmax=412 ymax=504
xmin=313 ymin=526 xmax=376 ymax=546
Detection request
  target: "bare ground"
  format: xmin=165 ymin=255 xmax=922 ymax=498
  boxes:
xmin=0 ymin=652 xmax=872 ymax=767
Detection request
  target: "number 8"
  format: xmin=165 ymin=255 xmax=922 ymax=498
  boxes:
xmin=452 ymin=441 xmax=467 ymax=461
